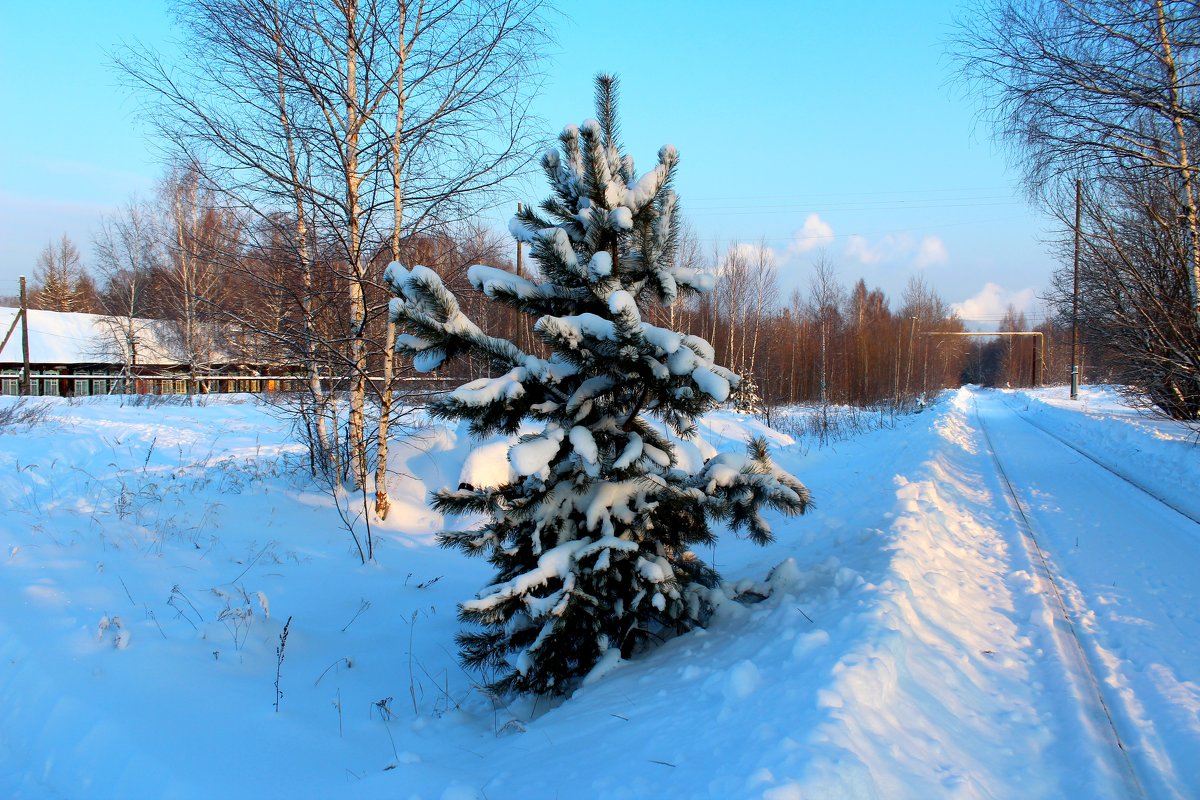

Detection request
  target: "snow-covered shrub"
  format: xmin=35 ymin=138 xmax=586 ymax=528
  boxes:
xmin=387 ymin=75 xmax=812 ymax=695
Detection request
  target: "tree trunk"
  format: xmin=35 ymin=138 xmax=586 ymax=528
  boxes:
xmin=273 ymin=12 xmax=331 ymax=468
xmin=344 ymin=0 xmax=369 ymax=493
xmin=376 ymin=6 xmax=412 ymax=520
xmin=819 ymin=320 xmax=827 ymax=405
xmin=1154 ymin=0 xmax=1200 ymax=327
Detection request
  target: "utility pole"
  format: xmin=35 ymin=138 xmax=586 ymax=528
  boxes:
xmin=1071 ymin=178 xmax=1081 ymax=400
xmin=1031 ymin=333 xmax=1044 ymax=387
xmin=19 ymin=275 xmax=31 ymax=397
xmin=904 ymin=315 xmax=918 ymax=400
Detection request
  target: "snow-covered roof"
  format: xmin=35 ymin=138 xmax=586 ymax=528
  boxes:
xmin=0 ymin=306 xmax=179 ymax=366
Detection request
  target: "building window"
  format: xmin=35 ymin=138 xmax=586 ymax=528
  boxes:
xmin=74 ymin=379 xmax=90 ymax=397
xmin=41 ymin=378 xmax=60 ymax=397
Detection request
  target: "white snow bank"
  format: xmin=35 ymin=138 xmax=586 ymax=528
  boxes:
xmin=2 ymin=391 xmax=1198 ymax=798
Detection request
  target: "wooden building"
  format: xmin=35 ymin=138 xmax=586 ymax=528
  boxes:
xmin=0 ymin=307 xmax=294 ymax=397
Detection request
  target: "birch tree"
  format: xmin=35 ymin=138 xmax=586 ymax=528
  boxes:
xmin=120 ymin=0 xmax=550 ymax=520
xmin=959 ymin=0 xmax=1200 ymax=317
xmin=808 ymin=253 xmax=843 ymax=405
xmin=957 ymin=0 xmax=1200 ymax=415
xmin=93 ymin=203 xmax=160 ymax=389
xmin=158 ymin=165 xmax=243 ymax=392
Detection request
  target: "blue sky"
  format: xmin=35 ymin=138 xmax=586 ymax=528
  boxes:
xmin=0 ymin=0 xmax=1058 ymax=324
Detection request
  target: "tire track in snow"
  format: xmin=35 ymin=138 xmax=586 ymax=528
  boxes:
xmin=999 ymin=396 xmax=1200 ymax=529
xmin=973 ymin=396 xmax=1149 ymax=800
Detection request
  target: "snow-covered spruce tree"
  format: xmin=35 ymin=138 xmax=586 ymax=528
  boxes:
xmin=386 ymin=75 xmax=812 ymax=695
xmin=729 ymin=371 xmax=764 ymax=415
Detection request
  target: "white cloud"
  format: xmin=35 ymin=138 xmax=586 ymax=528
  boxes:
xmin=843 ymin=232 xmax=914 ymax=265
xmin=787 ymin=213 xmax=835 ymax=254
xmin=914 ymin=236 xmax=948 ymax=267
xmin=725 ymin=241 xmax=778 ymax=269
xmin=952 ymin=282 xmax=1037 ymax=323
xmin=843 ymin=234 xmax=879 ymax=264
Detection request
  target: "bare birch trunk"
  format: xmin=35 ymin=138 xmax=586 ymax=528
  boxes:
xmin=1154 ymin=0 xmax=1200 ymax=326
xmin=376 ymin=2 xmax=413 ymax=519
xmin=171 ymin=183 xmax=199 ymax=395
xmin=344 ymin=0 xmax=369 ymax=494
xmin=272 ymin=12 xmax=331 ymax=467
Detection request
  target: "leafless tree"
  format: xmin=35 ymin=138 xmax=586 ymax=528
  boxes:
xmin=744 ymin=241 xmax=778 ymax=381
xmin=667 ymin=222 xmax=704 ymax=331
xmin=1046 ymin=174 xmax=1200 ymax=415
xmin=807 ymin=252 xmax=843 ymax=405
xmin=956 ymin=0 xmax=1200 ymax=416
xmin=92 ymin=201 xmax=160 ymax=390
xmin=900 ymin=274 xmax=964 ymax=397
xmin=957 ymin=0 xmax=1200 ymax=320
xmin=119 ymin=0 xmax=551 ymax=527
xmin=714 ymin=244 xmax=750 ymax=374
xmin=157 ymin=165 xmax=244 ymax=392
xmin=998 ymin=304 xmax=1032 ymax=386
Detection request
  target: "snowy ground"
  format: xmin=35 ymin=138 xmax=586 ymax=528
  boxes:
xmin=0 ymin=386 xmax=1197 ymax=799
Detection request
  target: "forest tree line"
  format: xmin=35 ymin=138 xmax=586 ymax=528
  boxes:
xmin=10 ymin=168 xmax=1087 ymax=417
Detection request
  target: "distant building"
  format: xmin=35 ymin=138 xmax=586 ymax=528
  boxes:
xmin=0 ymin=307 xmax=293 ymax=396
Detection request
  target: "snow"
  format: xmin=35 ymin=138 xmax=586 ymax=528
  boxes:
xmin=582 ymin=478 xmax=648 ymax=537
xmin=622 ymin=159 xmax=671 ymax=211
xmin=464 ymin=539 xmax=589 ymax=614
xmin=671 ymin=267 xmax=715 ymax=293
xmin=508 ymin=425 xmax=565 ymax=479
xmin=690 ymin=365 xmax=731 ymax=402
xmin=449 ymin=368 xmax=525 ymax=406
xmin=587 ymin=251 xmax=612 ymax=280
xmin=542 ymin=228 xmax=581 ymax=275
xmin=581 ymin=648 xmax=623 ymax=686
xmin=459 ymin=437 xmax=516 ymax=489
xmin=545 ymin=312 xmax=616 ymax=345
xmin=612 ymin=432 xmax=643 ymax=470
xmin=466 ymin=265 xmax=537 ymax=300
xmin=507 ymin=216 xmax=537 ymax=243
xmin=0 ymin=306 xmax=179 ymax=364
xmin=569 ymin=425 xmax=599 ymax=476
xmin=641 ymin=323 xmax=681 ymax=355
xmin=606 ymin=289 xmax=639 ymax=319
xmin=609 ymin=206 xmax=634 ymax=230
xmin=2 ymin=386 xmax=1199 ymax=798
xmin=564 ymin=375 xmax=616 ymax=416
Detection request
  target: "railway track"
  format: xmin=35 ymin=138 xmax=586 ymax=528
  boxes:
xmin=998 ymin=396 xmax=1200 ymax=528
xmin=973 ymin=395 xmax=1149 ymax=800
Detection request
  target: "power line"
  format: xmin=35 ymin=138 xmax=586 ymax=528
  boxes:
xmin=686 ymin=199 xmax=1021 ymax=216
xmin=684 ymin=186 xmax=1019 ymax=202
xmin=694 ymin=215 xmax=1042 ymax=246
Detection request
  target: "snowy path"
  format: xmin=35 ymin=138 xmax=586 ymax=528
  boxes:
xmin=972 ymin=391 xmax=1200 ymax=799
xmin=2 ymin=390 xmax=1198 ymax=799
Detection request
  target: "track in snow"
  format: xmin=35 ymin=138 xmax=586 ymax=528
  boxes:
xmin=999 ymin=396 xmax=1200 ymax=528
xmin=972 ymin=391 xmax=1200 ymax=800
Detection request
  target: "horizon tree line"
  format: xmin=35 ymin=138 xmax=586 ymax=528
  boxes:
xmin=12 ymin=190 xmax=1073 ymax=411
